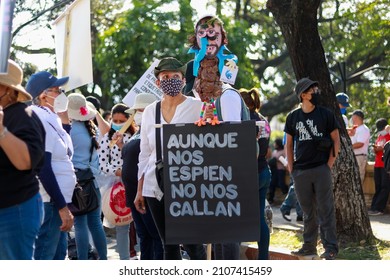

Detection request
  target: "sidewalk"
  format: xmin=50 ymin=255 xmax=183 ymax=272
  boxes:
xmin=271 ymin=205 xmax=390 ymax=242
xmin=103 ymin=205 xmax=390 ymax=260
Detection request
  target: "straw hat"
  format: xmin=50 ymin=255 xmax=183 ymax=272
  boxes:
xmin=0 ymin=60 xmax=32 ymax=102
xmin=67 ymin=92 xmax=97 ymax=121
xmin=125 ymin=93 xmax=158 ymax=114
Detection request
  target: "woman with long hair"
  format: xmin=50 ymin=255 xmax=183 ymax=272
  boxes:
xmin=239 ymin=87 xmax=272 ymax=260
xmin=68 ymin=93 xmax=108 ymax=260
xmin=98 ymin=103 xmax=137 ymax=260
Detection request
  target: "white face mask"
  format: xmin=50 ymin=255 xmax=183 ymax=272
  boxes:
xmin=53 ymin=92 xmax=69 ymax=113
xmin=134 ymin=111 xmax=143 ymax=126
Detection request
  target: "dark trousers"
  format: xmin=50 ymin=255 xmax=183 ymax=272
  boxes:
xmin=371 ymin=167 xmax=390 ymax=212
xmin=268 ymin=169 xmax=288 ymax=202
xmin=130 ymin=204 xmax=163 ymax=260
xmin=145 ymin=197 xmax=206 ymax=260
xmin=292 ymin=164 xmax=338 ymax=253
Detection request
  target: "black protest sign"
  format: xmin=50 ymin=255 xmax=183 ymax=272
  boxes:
xmin=0 ymin=0 xmax=16 ymax=73
xmin=162 ymin=121 xmax=260 ymax=244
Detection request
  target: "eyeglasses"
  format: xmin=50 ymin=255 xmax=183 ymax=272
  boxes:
xmin=45 ymin=88 xmax=64 ymax=95
xmin=196 ymin=28 xmax=219 ymax=38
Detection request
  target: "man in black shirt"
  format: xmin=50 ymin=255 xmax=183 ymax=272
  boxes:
xmin=284 ymin=78 xmax=340 ymax=260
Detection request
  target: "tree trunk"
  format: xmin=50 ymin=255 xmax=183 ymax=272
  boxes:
xmin=267 ymin=0 xmax=374 ymax=245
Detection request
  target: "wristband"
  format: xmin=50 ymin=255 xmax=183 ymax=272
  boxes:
xmin=0 ymin=127 xmax=8 ymax=140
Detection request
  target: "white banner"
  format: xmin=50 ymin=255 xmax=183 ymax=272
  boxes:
xmin=0 ymin=0 xmax=16 ymax=73
xmin=53 ymin=0 xmax=92 ymax=92
xmin=122 ymin=59 xmax=163 ymax=108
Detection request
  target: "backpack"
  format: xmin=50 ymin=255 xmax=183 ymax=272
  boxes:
xmin=382 ymin=141 xmax=390 ymax=172
xmin=214 ymin=85 xmax=250 ymax=121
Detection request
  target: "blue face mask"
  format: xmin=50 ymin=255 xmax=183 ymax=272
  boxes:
xmin=340 ymin=108 xmax=347 ymax=115
xmin=111 ymin=123 xmax=124 ymax=131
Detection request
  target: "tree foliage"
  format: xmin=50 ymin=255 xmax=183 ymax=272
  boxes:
xmin=12 ymin=1 xmax=388 ymax=124
xmin=10 ymin=1 xmax=388 ymax=132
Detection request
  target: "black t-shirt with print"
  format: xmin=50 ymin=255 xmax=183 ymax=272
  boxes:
xmin=284 ymin=106 xmax=340 ymax=170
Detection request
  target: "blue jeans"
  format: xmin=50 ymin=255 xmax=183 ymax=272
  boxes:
xmin=53 ymin=231 xmax=67 ymax=260
xmin=258 ymin=167 xmax=271 ymax=260
xmin=280 ymin=181 xmax=303 ymax=217
xmin=130 ymin=204 xmax=163 ymax=260
xmin=74 ymin=189 xmax=107 ymax=260
xmin=116 ymin=224 xmax=130 ymax=260
xmin=0 ymin=193 xmax=43 ymax=260
xmin=34 ymin=202 xmax=67 ymax=260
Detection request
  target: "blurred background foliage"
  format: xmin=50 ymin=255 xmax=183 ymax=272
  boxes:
xmin=11 ymin=0 xmax=389 ymax=138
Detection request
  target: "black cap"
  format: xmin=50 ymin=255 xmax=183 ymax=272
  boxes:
xmin=295 ymin=77 xmax=318 ymax=100
xmin=352 ymin=109 xmax=364 ymax=120
xmin=376 ymin=118 xmax=388 ymax=132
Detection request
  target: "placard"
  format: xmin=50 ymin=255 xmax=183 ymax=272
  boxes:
xmin=53 ymin=0 xmax=92 ymax=92
xmin=162 ymin=121 xmax=260 ymax=244
xmin=122 ymin=59 xmax=163 ymax=107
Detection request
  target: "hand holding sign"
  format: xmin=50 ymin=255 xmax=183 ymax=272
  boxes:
xmin=108 ymin=114 xmax=134 ymax=149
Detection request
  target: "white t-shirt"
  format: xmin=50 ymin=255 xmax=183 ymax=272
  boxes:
xmin=220 ymin=84 xmax=242 ymax=122
xmin=31 ymin=106 xmax=77 ymax=203
xmin=138 ymin=97 xmax=203 ymax=199
xmin=350 ymin=124 xmax=370 ymax=155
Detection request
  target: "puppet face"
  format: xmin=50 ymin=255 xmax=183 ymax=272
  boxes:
xmin=196 ymin=21 xmax=223 ymax=58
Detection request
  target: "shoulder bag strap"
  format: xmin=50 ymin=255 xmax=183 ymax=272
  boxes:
xmin=155 ymin=101 xmax=162 ymax=162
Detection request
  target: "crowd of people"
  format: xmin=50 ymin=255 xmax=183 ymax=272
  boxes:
xmin=1 ymin=14 xmax=387 ymax=262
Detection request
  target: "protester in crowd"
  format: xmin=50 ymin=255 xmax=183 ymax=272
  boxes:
xmin=98 ymin=103 xmax=137 ymax=260
xmin=369 ymin=118 xmax=390 ymax=216
xmin=239 ymin=87 xmax=271 ymax=260
xmin=121 ymin=93 xmax=163 ymax=260
xmin=186 ymin=14 xmax=243 ymax=260
xmin=102 ymin=110 xmax=112 ymax=122
xmin=134 ymin=57 xmax=205 ymax=260
xmin=349 ymin=109 xmax=370 ymax=185
xmin=285 ymin=78 xmax=340 ymax=260
xmin=336 ymin=92 xmax=350 ymax=127
xmin=67 ymin=93 xmax=108 ymax=259
xmin=279 ymin=134 xmax=303 ymax=222
xmin=0 ymin=60 xmax=45 ymax=260
xmin=26 ymin=70 xmax=76 ymax=260
xmin=86 ymin=95 xmax=110 ymax=137
xmin=268 ymin=138 xmax=288 ymax=204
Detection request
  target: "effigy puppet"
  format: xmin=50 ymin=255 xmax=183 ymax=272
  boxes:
xmin=187 ymin=15 xmax=238 ymax=125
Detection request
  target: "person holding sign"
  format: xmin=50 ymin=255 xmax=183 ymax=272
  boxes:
xmin=134 ymin=57 xmax=206 ymax=260
xmin=98 ymin=103 xmax=137 ymax=260
xmin=185 ymin=14 xmax=246 ymax=260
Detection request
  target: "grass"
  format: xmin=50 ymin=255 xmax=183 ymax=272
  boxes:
xmin=269 ymin=228 xmax=390 ymax=260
